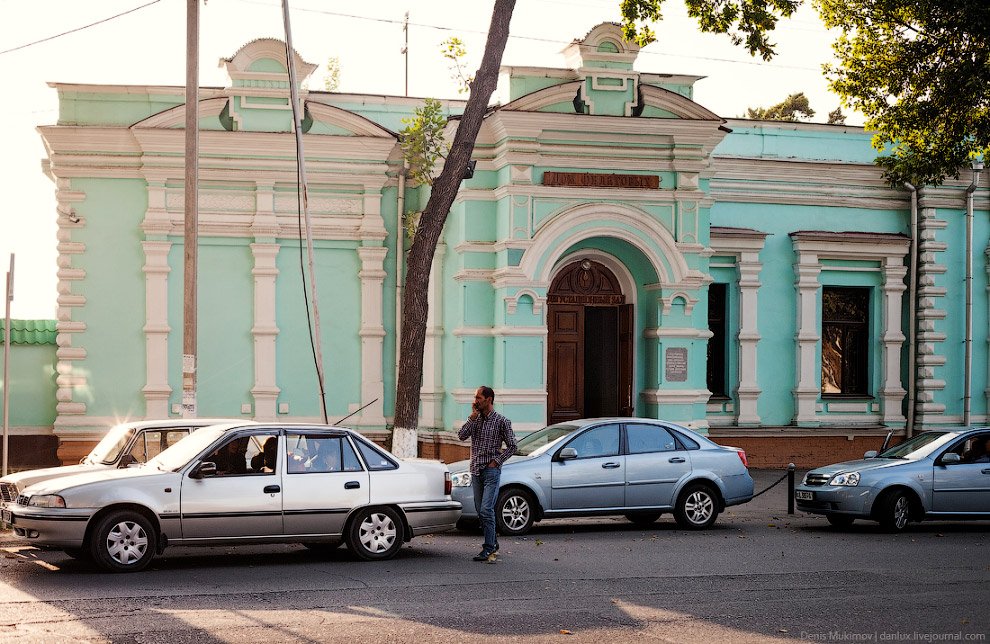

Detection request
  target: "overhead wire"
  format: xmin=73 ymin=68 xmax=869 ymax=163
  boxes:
xmin=0 ymin=0 xmax=163 ymax=56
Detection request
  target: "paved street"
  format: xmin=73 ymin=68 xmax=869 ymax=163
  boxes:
xmin=1 ymin=470 xmax=988 ymax=643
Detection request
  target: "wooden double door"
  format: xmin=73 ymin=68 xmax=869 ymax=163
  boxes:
xmin=546 ymin=260 xmax=634 ymax=424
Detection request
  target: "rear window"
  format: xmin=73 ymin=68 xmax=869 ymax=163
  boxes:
xmin=354 ymin=438 xmax=398 ymax=471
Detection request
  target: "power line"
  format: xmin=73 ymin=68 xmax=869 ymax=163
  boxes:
xmin=0 ymin=0 xmax=163 ymax=56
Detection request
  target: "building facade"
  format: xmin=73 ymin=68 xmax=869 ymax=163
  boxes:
xmin=5 ymin=23 xmax=986 ymax=468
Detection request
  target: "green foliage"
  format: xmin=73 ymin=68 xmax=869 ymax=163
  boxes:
xmin=399 ymin=98 xmax=449 ymax=187
xmin=620 ymin=0 xmax=800 ymax=60
xmin=815 ymin=0 xmax=990 ymax=186
xmin=403 ymin=210 xmax=421 ymax=243
xmin=745 ymin=92 xmax=816 ymax=120
xmin=441 ymin=37 xmax=474 ymax=94
xmin=323 ymin=56 xmax=341 ymax=92
xmin=827 ymin=107 xmax=846 ymax=125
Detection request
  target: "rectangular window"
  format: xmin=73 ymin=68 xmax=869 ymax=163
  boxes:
xmin=821 ymin=287 xmax=870 ymax=396
xmin=707 ymin=283 xmax=728 ymax=398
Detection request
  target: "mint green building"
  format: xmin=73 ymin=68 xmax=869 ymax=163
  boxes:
xmin=17 ymin=23 xmax=986 ymax=467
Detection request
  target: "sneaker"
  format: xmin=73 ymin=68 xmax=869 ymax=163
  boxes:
xmin=472 ymin=549 xmax=493 ymax=562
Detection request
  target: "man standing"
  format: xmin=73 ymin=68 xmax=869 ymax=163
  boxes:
xmin=457 ymin=385 xmax=518 ymax=563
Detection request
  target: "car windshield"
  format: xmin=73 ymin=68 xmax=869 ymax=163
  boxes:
xmin=515 ymin=424 xmax=578 ymax=456
xmin=146 ymin=425 xmax=231 ymax=471
xmin=878 ymin=431 xmax=949 ymax=459
xmin=86 ymin=424 xmax=136 ymax=465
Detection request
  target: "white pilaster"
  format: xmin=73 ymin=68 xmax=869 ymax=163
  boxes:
xmin=250 ymin=243 xmax=281 ymax=420
xmin=792 ymin=251 xmax=822 ymax=424
xmin=421 ymin=242 xmax=446 ymax=428
xmin=141 ymin=241 xmax=172 ymax=417
xmin=358 ymin=246 xmax=388 ymax=426
xmin=879 ymin=256 xmax=908 ymax=425
xmin=735 ymin=249 xmax=763 ymax=425
xmin=53 ymin=177 xmax=88 ymax=423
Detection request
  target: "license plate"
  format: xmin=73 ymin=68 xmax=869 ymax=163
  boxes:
xmin=1 ymin=508 xmax=11 ymax=525
xmin=795 ymin=490 xmax=813 ymax=501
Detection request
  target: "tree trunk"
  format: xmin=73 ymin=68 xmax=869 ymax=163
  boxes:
xmin=392 ymin=0 xmax=516 ymax=457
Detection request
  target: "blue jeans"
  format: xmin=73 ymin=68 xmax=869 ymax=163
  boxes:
xmin=473 ymin=465 xmax=501 ymax=553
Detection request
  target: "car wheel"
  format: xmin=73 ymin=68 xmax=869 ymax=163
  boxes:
xmin=625 ymin=512 xmax=662 ymax=526
xmin=826 ymin=514 xmax=855 ymax=528
xmin=347 ymin=507 xmax=404 ymax=561
xmin=88 ymin=510 xmax=156 ymax=573
xmin=495 ymin=488 xmax=536 ymax=536
xmin=674 ymin=483 xmax=720 ymax=530
xmin=62 ymin=547 xmax=91 ymax=561
xmin=877 ymin=490 xmax=911 ymax=532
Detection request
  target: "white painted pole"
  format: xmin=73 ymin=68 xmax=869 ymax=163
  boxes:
xmin=3 ymin=254 xmax=13 ymax=478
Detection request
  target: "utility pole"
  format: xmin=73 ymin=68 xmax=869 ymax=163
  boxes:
xmin=182 ymin=0 xmax=200 ymax=418
xmin=282 ymin=0 xmax=329 ymax=422
xmin=401 ymin=11 xmax=409 ymax=96
xmin=2 ymin=254 xmax=12 ymax=477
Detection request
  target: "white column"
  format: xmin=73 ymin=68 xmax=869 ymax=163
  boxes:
xmin=358 ymin=246 xmax=388 ymax=426
xmin=250 ymin=243 xmax=280 ymax=420
xmin=879 ymin=255 xmax=908 ymax=425
xmin=141 ymin=241 xmax=172 ymax=417
xmin=792 ymin=250 xmax=821 ymax=424
xmin=735 ymin=250 xmax=763 ymax=425
xmin=421 ymin=242 xmax=446 ymax=427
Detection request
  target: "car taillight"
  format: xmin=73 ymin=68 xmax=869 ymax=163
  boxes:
xmin=737 ymin=450 xmax=748 ymax=468
xmin=444 ymin=471 xmax=452 ymax=495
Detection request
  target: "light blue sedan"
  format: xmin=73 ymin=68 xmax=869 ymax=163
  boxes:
xmin=450 ymin=418 xmax=754 ymax=535
xmin=795 ymin=428 xmax=990 ymax=531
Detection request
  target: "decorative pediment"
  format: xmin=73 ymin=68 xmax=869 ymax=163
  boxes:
xmin=639 ymin=85 xmax=722 ymax=121
xmin=500 ymin=81 xmax=583 ymax=113
xmin=561 ymin=22 xmax=640 ymax=70
xmin=220 ymin=38 xmax=317 ymax=88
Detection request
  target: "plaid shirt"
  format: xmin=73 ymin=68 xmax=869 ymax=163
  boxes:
xmin=457 ymin=409 xmax=518 ymax=475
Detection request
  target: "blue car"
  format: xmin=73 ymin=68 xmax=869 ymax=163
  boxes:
xmin=450 ymin=418 xmax=754 ymax=535
xmin=795 ymin=428 xmax=990 ymax=531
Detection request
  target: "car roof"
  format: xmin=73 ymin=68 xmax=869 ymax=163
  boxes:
xmin=565 ymin=418 xmax=687 ymax=427
xmin=124 ymin=418 xmax=252 ymax=430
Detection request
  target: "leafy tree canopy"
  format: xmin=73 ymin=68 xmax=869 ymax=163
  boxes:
xmin=745 ymin=91 xmax=816 ymax=120
xmin=815 ymin=0 xmax=990 ymax=186
xmin=620 ymin=0 xmax=800 ymax=59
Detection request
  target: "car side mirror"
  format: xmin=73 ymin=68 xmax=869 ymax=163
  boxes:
xmin=190 ymin=461 xmax=217 ymax=479
xmin=863 ymin=450 xmax=878 ymax=459
xmin=557 ymin=447 xmax=578 ymax=461
xmin=118 ymin=454 xmax=137 ymax=468
xmin=940 ymin=452 xmax=962 ymax=465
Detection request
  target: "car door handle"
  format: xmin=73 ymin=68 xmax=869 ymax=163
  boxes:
xmin=263 ymin=485 xmax=281 ymax=494
xmin=982 ymin=469 xmax=990 ymax=475
xmin=344 ymin=481 xmax=361 ymax=489
xmin=602 ymin=462 xmax=621 ymax=469
xmin=668 ymin=457 xmax=686 ymax=463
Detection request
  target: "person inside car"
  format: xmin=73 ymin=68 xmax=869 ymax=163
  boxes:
xmin=211 ymin=437 xmax=249 ymax=475
xmin=966 ymin=438 xmax=990 ymax=463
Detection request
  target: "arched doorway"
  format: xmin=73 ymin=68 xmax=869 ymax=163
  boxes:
xmin=547 ymin=259 xmax=634 ymax=424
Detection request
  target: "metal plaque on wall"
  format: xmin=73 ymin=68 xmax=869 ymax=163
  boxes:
xmin=665 ymin=347 xmax=688 ymax=382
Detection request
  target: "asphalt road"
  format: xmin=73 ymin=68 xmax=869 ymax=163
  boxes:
xmin=1 ymin=470 xmax=988 ymax=643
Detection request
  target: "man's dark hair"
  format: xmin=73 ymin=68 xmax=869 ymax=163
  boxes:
xmin=480 ymin=385 xmax=495 ymax=401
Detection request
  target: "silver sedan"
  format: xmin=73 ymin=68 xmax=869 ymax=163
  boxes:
xmin=3 ymin=423 xmax=460 ymax=572
xmin=795 ymin=427 xmax=990 ymax=531
xmin=450 ymin=418 xmax=754 ymax=535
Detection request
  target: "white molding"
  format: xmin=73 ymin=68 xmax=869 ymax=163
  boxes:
xmin=640 ymin=388 xmax=710 ymax=405
xmin=53 ymin=177 xmax=87 ymax=420
xmin=421 ymin=243 xmax=446 ymax=428
xmin=791 ymin=232 xmax=910 ymax=426
xmin=141 ymin=241 xmax=173 ymax=417
xmin=358 ymin=246 xmax=389 ymax=426
xmin=250 ymin=243 xmax=281 ymax=421
xmin=642 ymin=327 xmax=712 ymax=340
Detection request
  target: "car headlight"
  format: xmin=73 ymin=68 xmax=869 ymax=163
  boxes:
xmin=802 ymin=472 xmax=811 ymax=485
xmin=451 ymin=471 xmax=472 ymax=487
xmin=829 ymin=472 xmax=860 ymax=487
xmin=28 ymin=494 xmax=66 ymax=508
